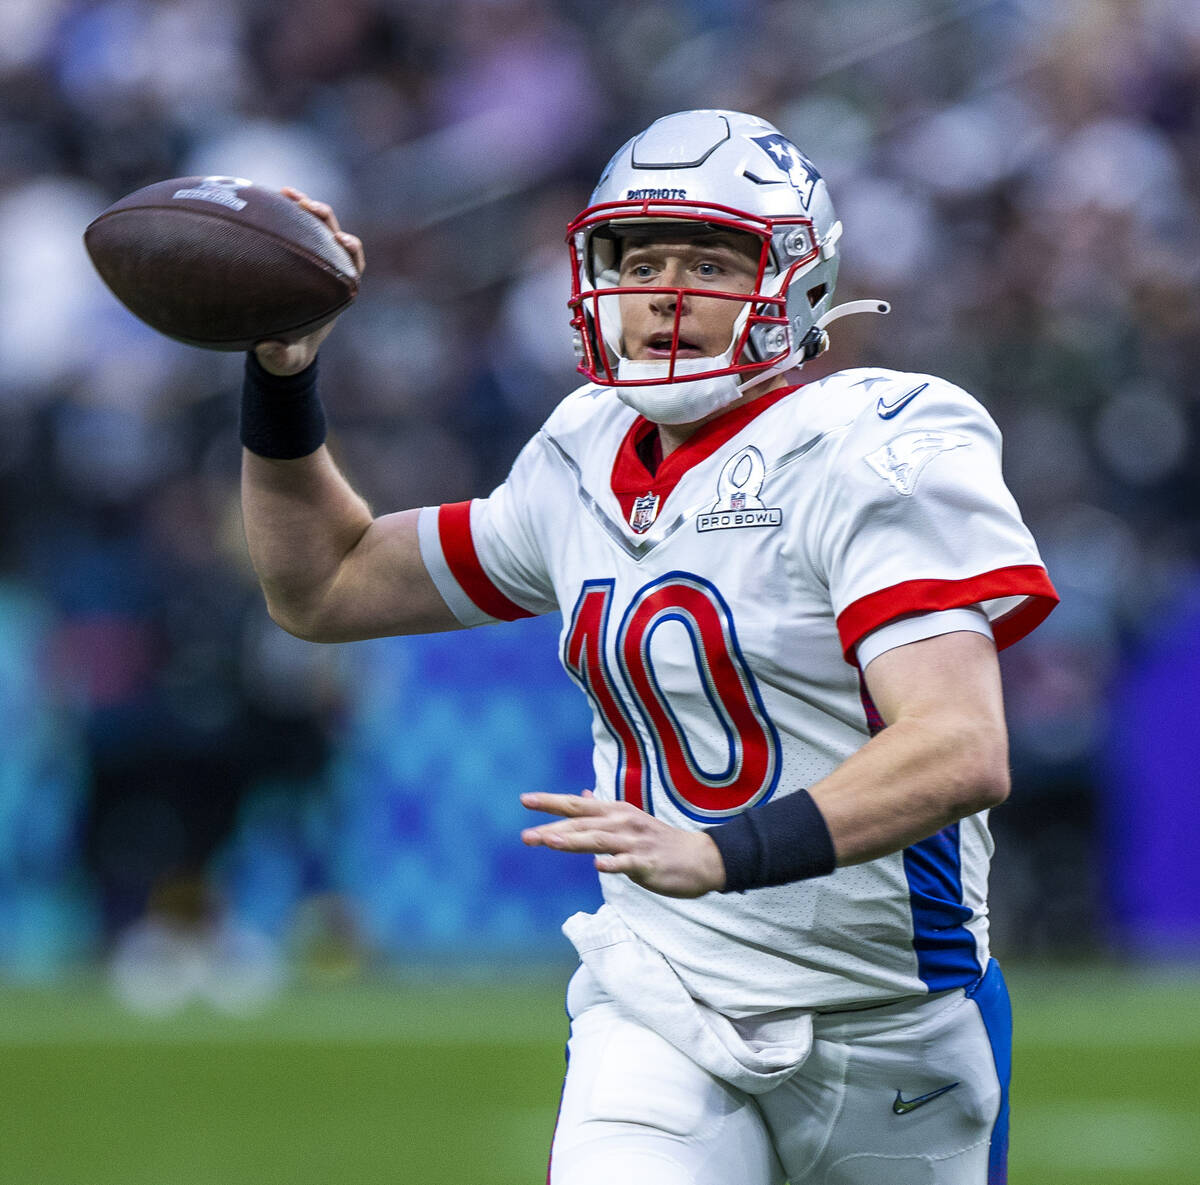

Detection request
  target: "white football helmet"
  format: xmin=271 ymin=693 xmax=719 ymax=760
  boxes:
xmin=566 ymin=109 xmax=886 ymax=422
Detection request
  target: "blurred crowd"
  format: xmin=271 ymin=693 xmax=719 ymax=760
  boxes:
xmin=1 ymin=0 xmax=1198 ymax=986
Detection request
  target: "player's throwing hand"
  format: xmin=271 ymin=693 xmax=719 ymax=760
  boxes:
xmin=254 ymin=188 xmax=366 ymax=377
xmin=520 ymin=791 xmax=727 ymax=898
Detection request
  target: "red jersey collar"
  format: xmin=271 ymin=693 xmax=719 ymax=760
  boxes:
xmin=611 ymin=385 xmax=799 ymax=532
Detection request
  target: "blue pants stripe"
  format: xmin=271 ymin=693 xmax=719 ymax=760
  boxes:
xmin=966 ymin=958 xmax=1012 ymax=1185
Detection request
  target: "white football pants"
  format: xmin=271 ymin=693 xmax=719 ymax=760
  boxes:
xmin=548 ymin=960 xmax=1010 ymax=1185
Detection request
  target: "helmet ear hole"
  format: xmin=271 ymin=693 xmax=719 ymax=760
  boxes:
xmin=807 ymin=283 xmax=827 ymax=308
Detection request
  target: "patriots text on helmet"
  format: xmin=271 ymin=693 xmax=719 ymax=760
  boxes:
xmin=625 ymin=188 xmax=689 ymax=200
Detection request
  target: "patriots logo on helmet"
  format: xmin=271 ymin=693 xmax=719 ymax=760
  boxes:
xmin=750 ymin=134 xmax=821 ymax=209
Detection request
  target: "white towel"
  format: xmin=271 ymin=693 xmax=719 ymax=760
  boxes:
xmin=563 ymin=905 xmax=814 ymax=1095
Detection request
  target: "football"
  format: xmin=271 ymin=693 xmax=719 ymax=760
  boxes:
xmin=83 ymin=176 xmax=359 ymax=351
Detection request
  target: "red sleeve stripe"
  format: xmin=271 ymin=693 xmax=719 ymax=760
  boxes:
xmin=437 ymin=501 xmax=535 ymax=622
xmin=836 ymin=564 xmax=1059 ymax=663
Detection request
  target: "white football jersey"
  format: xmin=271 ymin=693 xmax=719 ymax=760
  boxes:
xmin=418 ymin=368 xmax=1057 ymax=1014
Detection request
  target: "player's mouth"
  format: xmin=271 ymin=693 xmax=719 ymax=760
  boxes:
xmin=643 ymin=334 xmax=705 ymax=358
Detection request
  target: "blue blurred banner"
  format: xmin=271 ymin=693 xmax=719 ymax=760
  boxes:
xmin=1104 ymin=584 xmax=1200 ymax=957
xmin=0 ymin=585 xmax=96 ymax=979
xmin=216 ymin=614 xmax=601 ymax=960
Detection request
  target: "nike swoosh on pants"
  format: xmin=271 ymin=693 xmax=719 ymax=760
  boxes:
xmin=891 ymin=1082 xmax=960 ymax=1114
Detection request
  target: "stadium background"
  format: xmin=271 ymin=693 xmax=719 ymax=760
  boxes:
xmin=0 ymin=0 xmax=1197 ymax=1181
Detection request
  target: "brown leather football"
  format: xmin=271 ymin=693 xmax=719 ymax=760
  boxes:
xmin=83 ymin=176 xmax=359 ymax=350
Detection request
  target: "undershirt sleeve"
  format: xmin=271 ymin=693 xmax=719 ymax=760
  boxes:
xmin=854 ymin=605 xmax=994 ymax=672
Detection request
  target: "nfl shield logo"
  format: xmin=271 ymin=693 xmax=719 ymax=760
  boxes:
xmin=629 ymin=492 xmax=660 ymax=533
xmin=730 ymin=491 xmax=746 ymax=510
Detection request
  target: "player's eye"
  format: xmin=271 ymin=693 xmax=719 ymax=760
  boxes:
xmin=694 ymin=261 xmax=723 ymax=278
xmin=626 ymin=263 xmax=657 ymax=280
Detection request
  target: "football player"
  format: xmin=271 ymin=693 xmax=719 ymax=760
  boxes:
xmin=241 ymin=110 xmax=1057 ymax=1184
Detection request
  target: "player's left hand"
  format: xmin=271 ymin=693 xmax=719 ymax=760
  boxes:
xmin=520 ymin=791 xmax=727 ymax=898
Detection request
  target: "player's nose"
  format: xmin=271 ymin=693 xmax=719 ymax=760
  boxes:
xmin=648 ymin=261 xmax=689 ymax=314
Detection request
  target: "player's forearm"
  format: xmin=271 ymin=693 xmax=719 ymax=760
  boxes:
xmin=241 ymin=446 xmax=374 ymax=638
xmin=707 ymin=709 xmax=1007 ymax=894
xmin=809 ymin=712 xmax=1009 ymax=866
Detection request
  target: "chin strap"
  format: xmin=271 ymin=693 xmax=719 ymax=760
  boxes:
xmin=800 ymin=299 xmax=891 ymax=361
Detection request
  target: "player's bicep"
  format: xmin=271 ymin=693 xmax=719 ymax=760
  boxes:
xmin=862 ymin=629 xmax=1010 ymax=807
xmin=862 ymin=629 xmax=1007 ymax=741
xmin=316 ymin=508 xmax=465 ymax=640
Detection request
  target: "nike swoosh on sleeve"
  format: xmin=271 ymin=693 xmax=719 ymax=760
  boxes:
xmin=876 ymin=382 xmax=928 ymax=419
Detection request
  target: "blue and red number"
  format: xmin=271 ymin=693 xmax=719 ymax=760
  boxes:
xmin=563 ymin=573 xmax=781 ymax=820
xmin=563 ymin=580 xmax=649 ymax=811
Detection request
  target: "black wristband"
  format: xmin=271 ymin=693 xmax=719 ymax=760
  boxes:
xmin=709 ymin=788 xmax=837 ymax=892
xmin=240 ymin=352 xmax=327 ymax=459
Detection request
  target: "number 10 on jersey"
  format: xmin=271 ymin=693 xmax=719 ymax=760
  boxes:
xmin=563 ymin=573 xmax=782 ymax=821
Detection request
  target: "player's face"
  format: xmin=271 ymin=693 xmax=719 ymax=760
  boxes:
xmin=617 ymin=231 xmax=761 ymax=361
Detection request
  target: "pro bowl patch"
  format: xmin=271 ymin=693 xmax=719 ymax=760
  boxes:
xmin=697 ymin=446 xmax=783 ymax=532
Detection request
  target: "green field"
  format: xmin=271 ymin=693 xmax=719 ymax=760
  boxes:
xmin=1 ymin=965 xmax=1197 ymax=1184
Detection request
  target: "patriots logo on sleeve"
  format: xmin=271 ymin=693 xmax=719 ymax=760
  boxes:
xmin=748 ymin=134 xmax=821 ymax=208
xmin=865 ymin=430 xmax=971 ymax=496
